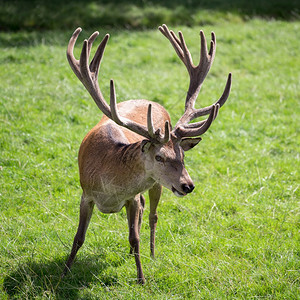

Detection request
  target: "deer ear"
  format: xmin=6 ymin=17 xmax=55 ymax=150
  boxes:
xmin=180 ymin=137 xmax=202 ymax=151
xmin=141 ymin=140 xmax=152 ymax=153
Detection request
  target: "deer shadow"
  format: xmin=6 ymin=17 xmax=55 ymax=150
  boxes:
xmin=3 ymin=252 xmax=124 ymax=299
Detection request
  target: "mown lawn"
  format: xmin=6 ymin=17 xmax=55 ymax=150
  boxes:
xmin=0 ymin=18 xmax=299 ymax=299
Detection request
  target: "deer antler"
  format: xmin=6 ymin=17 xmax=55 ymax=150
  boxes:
xmin=67 ymin=28 xmax=170 ymax=144
xmin=158 ymin=24 xmax=231 ymax=138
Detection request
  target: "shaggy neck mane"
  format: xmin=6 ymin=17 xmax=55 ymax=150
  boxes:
xmin=116 ymin=141 xmax=144 ymax=166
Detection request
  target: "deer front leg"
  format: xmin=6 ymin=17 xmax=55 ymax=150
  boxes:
xmin=138 ymin=195 xmax=145 ymax=234
xmin=126 ymin=195 xmax=145 ymax=284
xmin=148 ymin=183 xmax=162 ymax=258
xmin=130 ymin=194 xmax=145 ymax=255
xmin=62 ymin=194 xmax=94 ymax=276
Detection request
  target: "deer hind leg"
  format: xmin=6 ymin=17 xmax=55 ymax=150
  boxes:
xmin=62 ymin=194 xmax=94 ymax=276
xmin=126 ymin=194 xmax=145 ymax=284
xmin=148 ymin=183 xmax=162 ymax=258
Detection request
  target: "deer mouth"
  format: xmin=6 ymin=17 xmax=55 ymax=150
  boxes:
xmin=172 ymin=186 xmax=186 ymax=197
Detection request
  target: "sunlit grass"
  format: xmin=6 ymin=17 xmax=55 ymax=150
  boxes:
xmin=0 ymin=19 xmax=299 ymax=298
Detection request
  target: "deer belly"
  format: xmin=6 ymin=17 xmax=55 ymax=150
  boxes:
xmin=89 ymin=191 xmax=128 ymax=213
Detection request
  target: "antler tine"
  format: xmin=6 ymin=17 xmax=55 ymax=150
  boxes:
xmin=147 ymin=104 xmax=170 ymax=143
xmin=217 ymin=72 xmax=231 ymax=107
xmin=109 ymin=80 xmax=150 ymax=138
xmin=89 ymin=34 xmax=110 ymax=77
xmin=199 ymin=30 xmax=208 ymax=66
xmin=198 ymin=30 xmax=216 ymax=67
xmin=147 ymin=104 xmax=155 ymax=137
xmin=161 ymin=120 xmax=170 ymax=144
xmin=191 ymin=72 xmax=232 ymax=118
xmin=175 ymin=104 xmax=219 ymax=138
xmin=209 ymin=32 xmax=216 ymax=57
xmin=178 ymin=31 xmax=194 ymax=70
xmin=109 ymin=79 xmax=122 ymax=125
xmin=87 ymin=31 xmax=99 ymax=58
xmin=79 ymin=40 xmax=91 ymax=83
xmin=170 ymin=31 xmax=180 ymax=46
xmin=159 ymin=24 xmax=184 ymax=62
xmin=67 ymin=27 xmax=83 ymax=81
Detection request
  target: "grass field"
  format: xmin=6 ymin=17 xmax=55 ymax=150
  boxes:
xmin=0 ymin=16 xmax=299 ymax=299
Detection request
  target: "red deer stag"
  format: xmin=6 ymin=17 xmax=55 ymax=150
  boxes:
xmin=62 ymin=24 xmax=231 ymax=284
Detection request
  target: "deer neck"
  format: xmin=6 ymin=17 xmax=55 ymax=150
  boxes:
xmin=115 ymin=141 xmax=155 ymax=191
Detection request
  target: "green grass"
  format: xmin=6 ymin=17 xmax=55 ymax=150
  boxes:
xmin=1 ymin=18 xmax=299 ymax=299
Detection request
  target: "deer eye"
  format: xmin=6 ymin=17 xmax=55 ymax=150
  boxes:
xmin=155 ymin=155 xmax=163 ymax=162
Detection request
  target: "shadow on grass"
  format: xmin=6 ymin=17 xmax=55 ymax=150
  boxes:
xmin=3 ymin=254 xmax=122 ymax=299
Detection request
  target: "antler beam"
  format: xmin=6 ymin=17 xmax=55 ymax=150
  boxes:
xmin=159 ymin=24 xmax=231 ymax=139
xmin=67 ymin=28 xmax=170 ymax=144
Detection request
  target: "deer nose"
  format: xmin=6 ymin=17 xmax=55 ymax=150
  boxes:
xmin=181 ymin=183 xmax=195 ymax=194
